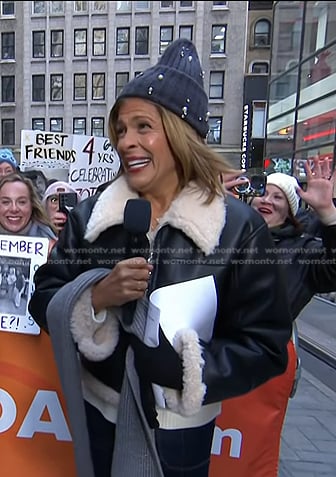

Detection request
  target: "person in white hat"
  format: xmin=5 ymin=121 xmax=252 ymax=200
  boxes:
xmin=221 ymin=156 xmax=336 ymax=476
xmin=42 ymin=181 xmax=80 ymax=235
xmin=251 ymin=157 xmax=336 ymax=316
xmin=252 ymin=171 xmax=300 ymax=227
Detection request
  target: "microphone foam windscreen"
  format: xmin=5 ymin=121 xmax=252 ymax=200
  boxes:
xmin=123 ymin=198 xmax=151 ymax=234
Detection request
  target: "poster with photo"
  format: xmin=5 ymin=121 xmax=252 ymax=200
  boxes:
xmin=0 ymin=235 xmax=49 ymax=335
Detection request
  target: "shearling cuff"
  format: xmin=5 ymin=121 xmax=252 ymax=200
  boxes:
xmin=163 ymin=329 xmax=206 ymax=416
xmin=70 ymin=287 xmax=120 ymax=361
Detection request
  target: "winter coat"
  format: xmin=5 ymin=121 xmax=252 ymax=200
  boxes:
xmin=269 ymin=220 xmax=336 ymax=318
xmin=29 ymin=176 xmax=292 ymax=415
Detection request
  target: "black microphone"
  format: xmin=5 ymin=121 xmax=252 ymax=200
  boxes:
xmin=123 ymin=198 xmax=152 ymax=325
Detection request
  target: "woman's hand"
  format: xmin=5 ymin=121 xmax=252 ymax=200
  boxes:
xmin=91 ymin=257 xmax=153 ymax=312
xmin=297 ymin=156 xmax=336 ymax=218
xmin=220 ymin=170 xmax=249 ymax=197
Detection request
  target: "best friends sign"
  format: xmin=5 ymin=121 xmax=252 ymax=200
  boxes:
xmin=20 ymin=130 xmax=121 ymax=198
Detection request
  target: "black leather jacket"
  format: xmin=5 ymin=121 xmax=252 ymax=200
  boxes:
xmin=270 ymin=220 xmax=336 ymax=318
xmin=29 ymin=178 xmax=292 ymax=406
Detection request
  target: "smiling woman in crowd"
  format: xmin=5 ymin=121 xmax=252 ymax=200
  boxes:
xmin=0 ymin=173 xmax=56 ymax=240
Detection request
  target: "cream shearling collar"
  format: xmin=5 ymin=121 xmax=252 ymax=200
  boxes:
xmin=85 ymin=175 xmax=226 ymax=255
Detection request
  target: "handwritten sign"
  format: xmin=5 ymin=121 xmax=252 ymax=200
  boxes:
xmin=69 ymin=135 xmax=120 ymax=198
xmin=20 ymin=130 xmax=74 ymax=170
xmin=20 ymin=130 xmax=121 ymax=198
xmin=0 ymin=235 xmax=49 ymax=336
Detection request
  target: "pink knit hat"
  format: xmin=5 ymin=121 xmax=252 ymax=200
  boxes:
xmin=42 ymin=181 xmax=80 ymax=205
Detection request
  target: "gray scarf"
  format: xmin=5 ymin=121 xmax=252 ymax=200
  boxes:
xmin=0 ymin=220 xmax=56 ymax=239
xmin=46 ymin=268 xmax=163 ymax=477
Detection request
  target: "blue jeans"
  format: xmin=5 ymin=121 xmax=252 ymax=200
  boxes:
xmin=155 ymin=419 xmax=216 ymax=477
xmin=85 ymin=401 xmax=215 ymax=477
xmin=85 ymin=401 xmax=115 ymax=477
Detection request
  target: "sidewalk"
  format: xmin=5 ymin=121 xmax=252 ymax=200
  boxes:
xmin=279 ymin=296 xmax=336 ymax=476
xmin=296 ymin=296 xmax=336 ymax=360
xmin=280 ymin=369 xmax=336 ymax=476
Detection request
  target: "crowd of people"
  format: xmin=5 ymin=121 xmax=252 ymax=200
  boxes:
xmin=0 ymin=148 xmax=81 ymax=237
xmin=0 ymin=38 xmax=335 ymax=477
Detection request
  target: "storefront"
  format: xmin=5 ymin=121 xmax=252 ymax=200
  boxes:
xmin=264 ymin=1 xmax=336 ymax=182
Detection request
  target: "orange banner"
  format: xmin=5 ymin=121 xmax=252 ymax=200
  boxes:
xmin=0 ymin=328 xmax=295 ymax=477
xmin=0 ymin=330 xmax=77 ymax=477
xmin=210 ymin=340 xmax=297 ymax=477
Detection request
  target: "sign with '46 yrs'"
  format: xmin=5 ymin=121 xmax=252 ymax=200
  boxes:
xmin=0 ymin=235 xmax=49 ymax=336
xmin=69 ymin=134 xmax=121 ymax=198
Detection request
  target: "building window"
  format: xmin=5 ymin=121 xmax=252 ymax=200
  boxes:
xmin=92 ymin=73 xmax=105 ymax=100
xmin=212 ymin=1 xmax=227 ymax=7
xmin=51 ymin=30 xmax=63 ymax=57
xmin=32 ymin=31 xmax=45 ymax=58
xmin=251 ymin=62 xmax=269 ymax=74
xmin=116 ymin=28 xmax=130 ymax=55
xmin=254 ymin=20 xmax=271 ymax=47
xmin=207 ymin=117 xmax=222 ymax=144
xmin=74 ymin=29 xmax=87 ymax=56
xmin=50 ymin=118 xmax=63 ymax=132
xmin=32 ymin=74 xmax=45 ymax=101
xmin=116 ymin=72 xmax=129 ymax=98
xmin=1 ymin=119 xmax=15 ymax=145
xmin=93 ymin=1 xmax=106 ymax=11
xmin=74 ymin=1 xmax=87 ymax=12
xmin=116 ymin=1 xmax=132 ymax=11
xmin=1 ymin=75 xmax=15 ymax=102
xmin=135 ymin=1 xmax=149 ymax=10
xmin=74 ymin=73 xmax=87 ymax=100
xmin=135 ymin=27 xmax=149 ymax=55
xmin=91 ymin=117 xmax=104 ymax=137
xmin=160 ymin=26 xmax=173 ymax=55
xmin=211 ymin=25 xmax=226 ymax=54
xmin=50 ymin=1 xmax=64 ymax=14
xmin=180 ymin=1 xmax=192 ymax=7
xmin=93 ymin=28 xmax=106 ymax=56
xmin=252 ymin=101 xmax=266 ymax=138
xmin=161 ymin=1 xmax=173 ymax=7
xmin=1 ymin=1 xmax=14 ymax=15
xmin=73 ymin=118 xmax=86 ymax=135
xmin=179 ymin=25 xmax=193 ymax=41
xmin=50 ymin=74 xmax=63 ymax=101
xmin=32 ymin=118 xmax=45 ymax=131
xmin=1 ymin=32 xmax=15 ymax=59
xmin=209 ymin=71 xmax=224 ymax=99
xmin=33 ymin=1 xmax=46 ymax=14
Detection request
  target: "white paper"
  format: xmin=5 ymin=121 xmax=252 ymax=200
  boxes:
xmin=144 ymin=275 xmax=217 ymax=347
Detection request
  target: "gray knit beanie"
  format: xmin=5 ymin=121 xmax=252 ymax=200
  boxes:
xmin=112 ymin=39 xmax=209 ymax=138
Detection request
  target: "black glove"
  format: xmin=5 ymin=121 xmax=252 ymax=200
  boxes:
xmin=129 ymin=327 xmax=183 ymax=390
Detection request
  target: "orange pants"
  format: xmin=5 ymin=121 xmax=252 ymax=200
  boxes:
xmin=209 ymin=340 xmax=297 ymax=477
